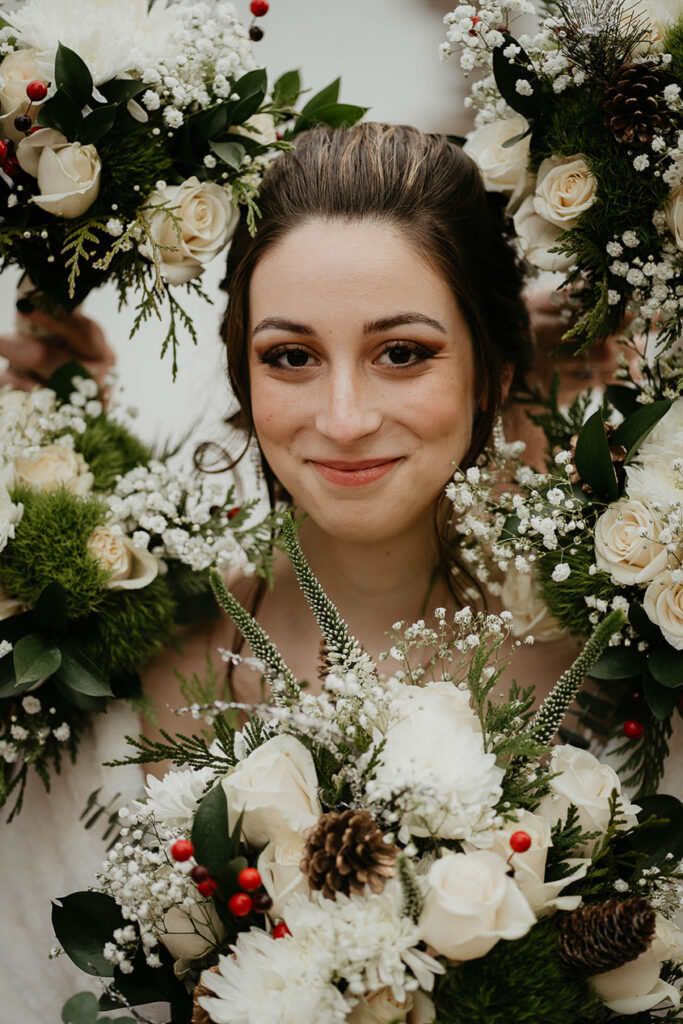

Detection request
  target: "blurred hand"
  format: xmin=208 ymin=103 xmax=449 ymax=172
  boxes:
xmin=0 ymin=305 xmax=115 ymax=392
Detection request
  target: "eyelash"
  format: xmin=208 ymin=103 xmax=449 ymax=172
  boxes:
xmin=258 ymin=341 xmax=436 ymax=370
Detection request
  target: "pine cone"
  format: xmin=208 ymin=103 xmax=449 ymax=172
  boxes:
xmin=192 ymin=966 xmax=221 ymax=1024
xmin=300 ymin=809 xmax=398 ymax=899
xmin=603 ymin=62 xmax=672 ymax=147
xmin=568 ymin=422 xmax=627 ymax=493
xmin=558 ymin=897 xmax=656 ymax=975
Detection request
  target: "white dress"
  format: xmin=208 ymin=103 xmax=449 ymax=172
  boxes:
xmin=0 ymin=703 xmax=144 ymax=1024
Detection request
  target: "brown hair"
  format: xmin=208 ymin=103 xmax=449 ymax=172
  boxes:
xmin=203 ymin=122 xmax=533 ymax=610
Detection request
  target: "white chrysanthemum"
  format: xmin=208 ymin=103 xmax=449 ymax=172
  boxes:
xmin=5 ymin=0 xmax=184 ymax=85
xmin=367 ymin=681 xmax=504 ymax=841
xmin=135 ymin=766 xmax=215 ymax=829
xmin=197 ymin=929 xmax=350 ymax=1024
xmin=625 ymin=397 xmax=683 ymax=511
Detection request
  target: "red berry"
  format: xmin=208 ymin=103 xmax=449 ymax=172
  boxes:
xmin=238 ymin=867 xmax=262 ymax=892
xmin=272 ymin=922 xmax=291 ymax=939
xmin=252 ymin=891 xmax=273 ymax=913
xmin=28 ymin=126 xmax=43 ymax=135
xmin=227 ymin=506 xmax=241 ymax=520
xmin=0 ymin=140 xmax=7 ymax=163
xmin=468 ymin=15 xmax=481 ymax=36
xmin=229 ymin=892 xmax=253 ymax=917
xmin=170 ymin=838 xmax=195 ymax=862
xmin=191 ymin=864 xmax=210 ymax=883
xmin=3 ymin=156 xmax=20 ymax=176
xmin=509 ymin=830 xmax=532 ymax=854
xmin=197 ymin=878 xmax=218 ymax=898
xmin=26 ymin=80 xmax=48 ymax=102
xmin=250 ymin=0 xmax=269 ymax=15
xmin=623 ymin=719 xmax=644 ymax=740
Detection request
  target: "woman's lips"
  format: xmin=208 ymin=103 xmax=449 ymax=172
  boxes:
xmin=309 ymin=458 xmax=403 ymax=487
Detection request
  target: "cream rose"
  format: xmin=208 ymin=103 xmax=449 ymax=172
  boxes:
xmin=631 ymin=0 xmax=683 ymax=54
xmin=537 ymin=746 xmax=640 ymax=853
xmin=17 ymin=128 xmax=101 ymax=218
xmin=87 ymin=525 xmax=158 ymax=591
xmin=534 ymin=155 xmax=597 ymax=226
xmin=222 ymin=734 xmax=322 ymax=848
xmin=512 ymin=194 xmax=573 ymax=273
xmin=0 ymin=49 xmax=44 ymax=143
xmin=591 ymin=914 xmax=682 ymax=1015
xmin=463 ymin=116 xmax=530 ymax=198
xmin=643 ymin=571 xmax=683 ymax=649
xmin=500 ymin=564 xmax=565 ymax=642
xmin=159 ymin=901 xmax=226 ymax=965
xmin=419 ymin=850 xmax=535 ymax=961
xmin=14 ymin=442 xmax=93 ymax=494
xmin=468 ymin=809 xmax=589 ymax=914
xmin=234 ymin=112 xmax=277 ymax=146
xmin=665 ymin=186 xmax=683 ymax=249
xmin=347 ymin=988 xmax=435 ymax=1024
xmin=257 ymin=837 xmax=309 ymax=919
xmin=140 ymin=176 xmax=240 ymax=285
xmin=594 ymin=498 xmax=670 ymax=586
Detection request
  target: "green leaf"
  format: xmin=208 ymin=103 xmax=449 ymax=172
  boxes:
xmin=501 ymin=125 xmax=532 ymax=149
xmin=298 ymin=102 xmax=367 ymax=131
xmin=52 ymin=891 xmax=126 ymax=977
xmin=191 ymin=102 xmax=230 ymax=142
xmin=574 ymin=409 xmax=619 ymax=500
xmin=297 ymin=77 xmax=340 ymax=121
xmin=61 ymin=992 xmax=99 ymax=1024
xmin=37 ymin=89 xmax=82 ymax=139
xmin=55 ymin=42 xmax=93 ymax=108
xmin=54 ymin=677 xmax=107 ymax=711
xmin=13 ymin=633 xmax=62 ymax=686
xmin=191 ymin=782 xmax=231 ymax=876
xmin=53 ymin=644 xmax=114 ymax=698
xmin=643 ymin=669 xmax=679 ymax=720
xmin=632 ymin=795 xmax=683 ymax=863
xmin=98 ymin=79 xmax=147 ymax=105
xmin=557 ymin=726 xmax=591 ymax=749
xmin=588 ymin=644 xmax=645 ymax=680
xmin=47 ymin=360 xmax=91 ymax=405
xmin=647 ymin=644 xmax=682 ymax=688
xmin=605 ymin=383 xmax=640 ymax=418
xmin=209 ymin=140 xmax=246 ymax=170
xmin=228 ymin=90 xmax=267 ymax=129
xmin=611 ymin=400 xmax=671 ymax=463
xmin=629 ymin=601 xmax=662 ymax=645
xmin=233 ymin=67 xmax=268 ymax=99
xmin=492 ymin=34 xmax=542 ymax=121
xmin=77 ymin=104 xmax=117 ymax=144
xmin=272 ymin=69 xmax=301 ymax=108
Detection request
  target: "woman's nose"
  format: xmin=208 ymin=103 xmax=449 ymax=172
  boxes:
xmin=313 ymin=369 xmax=383 ymax=446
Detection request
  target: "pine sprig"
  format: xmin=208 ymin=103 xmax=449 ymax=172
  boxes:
xmin=62 ymin=219 xmax=106 ymax=299
xmin=528 ymin=610 xmax=626 ymax=745
xmin=209 ymin=568 xmax=300 ymax=700
xmin=397 ymin=854 xmax=423 ymax=923
xmin=281 ymin=514 xmax=372 ymax=679
xmin=106 ymin=718 xmax=237 ymax=770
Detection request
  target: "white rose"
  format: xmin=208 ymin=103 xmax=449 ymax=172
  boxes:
xmin=594 ymin=498 xmax=670 ymax=586
xmin=419 ymin=850 xmax=536 ymax=961
xmin=0 ymin=464 xmax=23 ymax=554
xmin=370 ymin=681 xmax=504 ymax=840
xmin=14 ymin=442 xmax=93 ymax=494
xmin=347 ymin=988 xmax=435 ymax=1024
xmin=257 ymin=837 xmax=310 ymax=919
xmin=233 ymin=112 xmax=277 ymax=146
xmin=537 ymin=746 xmax=640 ymax=854
xmin=0 ymin=387 xmax=55 ymax=429
xmin=591 ymin=914 xmax=682 ymax=1014
xmin=222 ymin=734 xmax=322 ymax=848
xmin=159 ymin=901 xmax=225 ymax=964
xmin=665 ymin=186 xmax=683 ymax=249
xmin=467 ymin=809 xmax=589 ymax=914
xmin=0 ymin=49 xmax=44 ymax=143
xmin=463 ymin=116 xmax=530 ymax=198
xmin=534 ymin=155 xmax=597 ymax=226
xmin=87 ymin=525 xmax=158 ymax=591
xmin=140 ymin=176 xmax=239 ymax=285
xmin=500 ymin=564 xmax=565 ymax=642
xmin=643 ymin=571 xmax=683 ymax=649
xmin=17 ymin=128 xmax=101 ymax=218
xmin=513 ymin=195 xmax=573 ymax=273
xmin=631 ymin=0 xmax=683 ymax=54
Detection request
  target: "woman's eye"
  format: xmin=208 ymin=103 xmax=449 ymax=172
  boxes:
xmin=260 ymin=346 xmax=315 ymax=369
xmin=377 ymin=342 xmax=433 ymax=367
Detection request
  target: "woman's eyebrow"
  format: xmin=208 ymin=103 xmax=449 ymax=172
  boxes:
xmin=363 ymin=313 xmax=447 ymax=334
xmin=251 ymin=316 xmax=314 ymax=336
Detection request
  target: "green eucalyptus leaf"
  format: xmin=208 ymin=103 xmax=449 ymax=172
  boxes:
xmin=77 ymin=104 xmax=117 ymax=144
xmin=611 ymin=400 xmax=672 ymax=463
xmin=209 ymin=140 xmax=246 ymax=170
xmin=643 ymin=669 xmax=679 ymax=720
xmin=52 ymin=891 xmax=125 ymax=977
xmin=647 ymin=644 xmax=683 ymax=688
xmin=272 ymin=69 xmax=301 ymax=108
xmin=588 ymin=644 xmax=645 ymax=680
xmin=191 ymin=782 xmax=231 ymax=876
xmin=574 ymin=409 xmax=619 ymax=500
xmin=55 ymin=42 xmax=93 ymax=108
xmin=61 ymin=992 xmax=99 ymax=1024
xmin=53 ymin=644 xmax=113 ymax=698
xmin=13 ymin=633 xmax=62 ymax=686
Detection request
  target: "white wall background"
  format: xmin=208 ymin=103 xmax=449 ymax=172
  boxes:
xmin=0 ymin=0 xmax=469 ymax=451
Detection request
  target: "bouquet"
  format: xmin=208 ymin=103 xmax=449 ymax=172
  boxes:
xmin=441 ymin=0 xmax=683 ymax=353
xmin=0 ymin=0 xmax=365 ymax=372
xmin=447 ymin=344 xmax=683 ymax=796
xmin=53 ymin=517 xmax=683 ymax=1024
xmin=0 ymin=362 xmax=281 ymax=818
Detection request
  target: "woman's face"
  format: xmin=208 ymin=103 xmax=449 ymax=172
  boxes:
xmin=248 ymin=219 xmax=476 ymax=544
